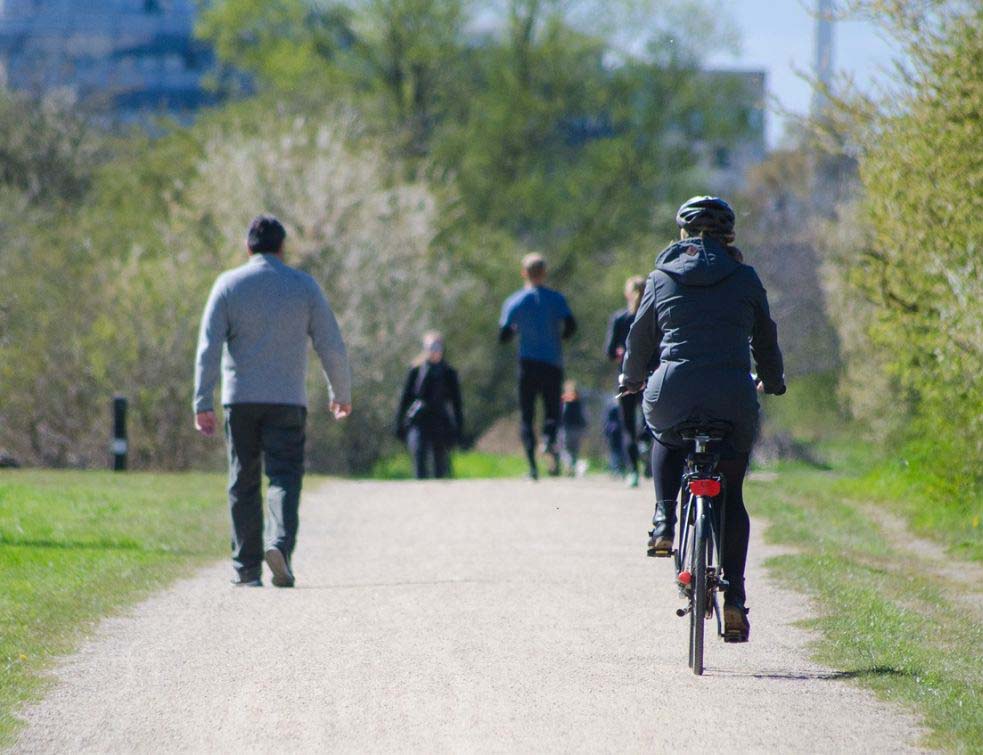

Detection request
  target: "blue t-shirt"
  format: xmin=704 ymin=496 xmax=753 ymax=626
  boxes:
xmin=499 ymin=286 xmax=572 ymax=367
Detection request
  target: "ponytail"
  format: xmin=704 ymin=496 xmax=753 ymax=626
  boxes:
xmin=625 ymin=276 xmax=646 ymax=315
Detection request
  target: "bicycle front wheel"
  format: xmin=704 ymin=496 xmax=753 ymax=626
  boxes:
xmin=691 ymin=502 xmax=709 ymax=676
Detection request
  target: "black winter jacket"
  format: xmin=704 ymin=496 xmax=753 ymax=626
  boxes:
xmin=622 ymin=236 xmax=784 ymax=452
xmin=605 ymin=308 xmax=634 ymax=366
xmin=395 ymin=361 xmax=464 ymax=442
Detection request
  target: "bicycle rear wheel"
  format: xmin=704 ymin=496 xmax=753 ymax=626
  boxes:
xmin=691 ymin=504 xmax=709 ymax=676
xmin=678 ymin=494 xmax=696 ymax=668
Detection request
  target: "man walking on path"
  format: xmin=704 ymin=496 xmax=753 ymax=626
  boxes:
xmin=194 ymin=215 xmax=352 ymax=588
xmin=499 ymin=253 xmax=576 ymax=479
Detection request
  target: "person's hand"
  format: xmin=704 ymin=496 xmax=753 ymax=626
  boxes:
xmin=195 ymin=410 xmax=217 ymax=437
xmin=756 ymin=378 xmax=787 ymax=396
xmin=615 ymin=346 xmax=625 ymax=360
xmin=617 ymin=374 xmax=644 ymax=398
xmin=330 ymin=401 xmax=352 ymax=419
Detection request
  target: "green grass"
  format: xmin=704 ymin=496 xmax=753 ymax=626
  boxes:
xmin=760 ymin=371 xmax=851 ymax=443
xmin=834 ymin=444 xmax=983 ymax=563
xmin=749 ymin=464 xmax=983 ymax=752
xmin=0 ymin=470 xmax=226 ymax=747
xmin=760 ymin=372 xmax=982 ymax=562
xmin=367 ymin=450 xmax=530 ymax=479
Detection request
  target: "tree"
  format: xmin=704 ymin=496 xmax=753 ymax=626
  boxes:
xmin=0 ymin=91 xmax=108 ymax=465
xmin=198 ymin=0 xmax=765 ymax=449
xmin=823 ymin=1 xmax=982 ymax=482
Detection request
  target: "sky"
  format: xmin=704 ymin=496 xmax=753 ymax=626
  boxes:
xmin=706 ymin=0 xmax=903 ymax=147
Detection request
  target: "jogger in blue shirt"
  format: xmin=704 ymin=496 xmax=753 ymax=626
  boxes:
xmin=499 ymin=253 xmax=576 ymax=479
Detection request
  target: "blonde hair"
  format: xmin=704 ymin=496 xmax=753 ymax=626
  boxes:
xmin=412 ymin=330 xmax=445 ymax=367
xmin=625 ymin=275 xmax=646 ymax=315
xmin=681 ymin=227 xmax=736 ymax=245
xmin=522 ymin=253 xmax=547 ymax=280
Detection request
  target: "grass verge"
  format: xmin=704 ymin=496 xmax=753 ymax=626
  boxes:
xmin=834 ymin=446 xmax=982 ymax=563
xmin=749 ymin=463 xmax=982 ymax=752
xmin=0 ymin=470 xmax=226 ymax=747
xmin=367 ymin=450 xmax=530 ymax=479
xmin=761 ymin=375 xmax=981 ymax=562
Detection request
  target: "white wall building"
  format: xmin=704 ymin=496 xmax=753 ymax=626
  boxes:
xmin=0 ymin=0 xmax=213 ymax=120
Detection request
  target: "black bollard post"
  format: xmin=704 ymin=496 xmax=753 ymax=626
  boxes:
xmin=112 ymin=396 xmax=128 ymax=471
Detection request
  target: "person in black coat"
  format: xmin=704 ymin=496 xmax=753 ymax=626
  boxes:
xmin=605 ymin=275 xmax=647 ymax=487
xmin=395 ymin=331 xmax=464 ymax=479
xmin=620 ymin=196 xmax=785 ymax=642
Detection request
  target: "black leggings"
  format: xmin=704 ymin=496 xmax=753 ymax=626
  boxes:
xmin=518 ymin=359 xmax=562 ymax=462
xmin=618 ymin=391 xmax=641 ymax=474
xmin=651 ymin=440 xmax=750 ymax=606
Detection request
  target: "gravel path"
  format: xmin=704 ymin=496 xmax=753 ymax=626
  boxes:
xmin=13 ymin=478 xmax=926 ymax=753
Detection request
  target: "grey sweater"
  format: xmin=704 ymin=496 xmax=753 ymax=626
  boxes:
xmin=193 ymin=254 xmax=352 ymax=412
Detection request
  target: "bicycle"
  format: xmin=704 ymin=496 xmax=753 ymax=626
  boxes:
xmin=671 ymin=418 xmax=733 ymax=676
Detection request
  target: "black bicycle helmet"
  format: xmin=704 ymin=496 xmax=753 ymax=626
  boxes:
xmin=675 ymin=196 xmax=736 ymax=237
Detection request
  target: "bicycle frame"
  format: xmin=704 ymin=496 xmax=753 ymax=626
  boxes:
xmin=674 ymin=433 xmax=729 ymax=640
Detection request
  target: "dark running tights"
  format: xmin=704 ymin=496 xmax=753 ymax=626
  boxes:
xmin=518 ymin=360 xmax=562 ymax=469
xmin=618 ymin=392 xmax=641 ymax=474
xmin=651 ymin=440 xmax=751 ymax=606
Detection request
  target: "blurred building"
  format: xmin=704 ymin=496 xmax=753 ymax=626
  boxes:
xmin=0 ymin=0 xmax=215 ymax=122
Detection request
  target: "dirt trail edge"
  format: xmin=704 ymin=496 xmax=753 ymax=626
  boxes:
xmin=13 ymin=478 xmax=926 ymax=753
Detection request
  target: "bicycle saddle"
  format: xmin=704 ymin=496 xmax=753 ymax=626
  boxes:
xmin=675 ymin=418 xmax=733 ymax=441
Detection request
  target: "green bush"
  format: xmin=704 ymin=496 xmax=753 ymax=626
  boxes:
xmin=1 ymin=3 xmax=764 ymax=473
xmin=824 ymin=3 xmax=982 ymax=492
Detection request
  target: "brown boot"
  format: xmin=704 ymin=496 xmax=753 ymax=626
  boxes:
xmin=646 ymin=498 xmax=676 ymax=557
xmin=723 ymin=604 xmax=750 ymax=643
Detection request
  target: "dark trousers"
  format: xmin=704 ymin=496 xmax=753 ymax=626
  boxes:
xmin=518 ymin=359 xmax=563 ymax=465
xmin=618 ymin=391 xmax=641 ymax=474
xmin=224 ymin=403 xmax=306 ymax=577
xmin=650 ymin=440 xmax=750 ymax=607
xmin=407 ymin=426 xmax=451 ymax=479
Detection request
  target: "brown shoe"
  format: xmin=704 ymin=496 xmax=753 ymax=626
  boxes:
xmin=646 ymin=534 xmax=673 ymax=557
xmin=723 ymin=604 xmax=750 ymax=642
xmin=264 ymin=547 xmax=295 ymax=588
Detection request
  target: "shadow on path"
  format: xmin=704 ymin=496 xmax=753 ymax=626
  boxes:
xmin=708 ymin=665 xmax=908 ymax=681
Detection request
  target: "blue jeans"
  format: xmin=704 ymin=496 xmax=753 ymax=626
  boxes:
xmin=407 ymin=426 xmax=451 ymax=479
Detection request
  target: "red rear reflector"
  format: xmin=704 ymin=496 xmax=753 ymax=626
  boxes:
xmin=677 ymin=570 xmax=692 ymax=585
xmin=688 ymin=479 xmax=721 ymax=497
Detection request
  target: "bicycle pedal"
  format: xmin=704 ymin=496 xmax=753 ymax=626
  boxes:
xmin=646 ymin=547 xmax=673 ymax=558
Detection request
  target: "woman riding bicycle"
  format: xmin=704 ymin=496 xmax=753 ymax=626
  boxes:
xmin=620 ymin=196 xmax=785 ymax=642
